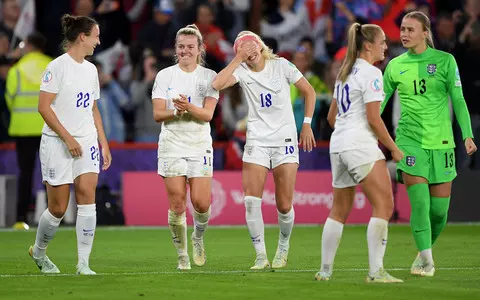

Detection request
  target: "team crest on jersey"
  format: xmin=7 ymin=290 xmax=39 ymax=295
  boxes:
xmin=427 ymin=64 xmax=437 ymax=75
xmin=42 ymin=70 xmax=52 ymax=83
xmin=197 ymin=79 xmax=207 ymax=96
xmin=406 ymin=156 xmax=416 ymax=167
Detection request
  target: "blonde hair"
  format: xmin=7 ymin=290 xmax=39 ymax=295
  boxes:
xmin=337 ymin=23 xmax=383 ymax=83
xmin=235 ymin=31 xmax=279 ymax=60
xmin=403 ymin=11 xmax=435 ymax=49
xmin=175 ymin=24 xmax=206 ymax=65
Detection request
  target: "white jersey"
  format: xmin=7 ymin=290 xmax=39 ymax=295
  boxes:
xmin=233 ymin=58 xmax=302 ymax=147
xmin=330 ymin=58 xmax=385 ymax=153
xmin=40 ymin=53 xmax=100 ymax=137
xmin=152 ymin=64 xmax=219 ymax=158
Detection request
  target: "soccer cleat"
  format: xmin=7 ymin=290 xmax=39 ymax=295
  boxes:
xmin=272 ymin=248 xmax=288 ymax=269
xmin=420 ymin=264 xmax=435 ymax=277
xmin=365 ymin=268 xmax=403 ymax=283
xmin=250 ymin=253 xmax=270 ymax=270
xmin=177 ymin=255 xmax=191 ymax=270
xmin=29 ymin=246 xmax=60 ymax=274
xmin=314 ymin=271 xmax=331 ymax=281
xmin=76 ymin=263 xmax=97 ymax=275
xmin=410 ymin=253 xmax=425 ymax=275
xmin=191 ymin=236 xmax=206 ymax=266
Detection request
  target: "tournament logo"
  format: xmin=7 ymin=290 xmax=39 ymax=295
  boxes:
xmin=370 ymin=78 xmax=382 ymax=92
xmin=406 ymin=156 xmax=416 ymax=167
xmin=427 ymin=64 xmax=436 ymax=75
xmin=42 ymin=70 xmax=52 ymax=83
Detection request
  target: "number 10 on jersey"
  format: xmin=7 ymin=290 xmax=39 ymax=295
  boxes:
xmin=335 ymin=83 xmax=351 ymax=115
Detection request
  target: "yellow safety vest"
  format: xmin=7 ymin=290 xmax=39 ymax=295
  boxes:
xmin=5 ymin=51 xmax=52 ymax=136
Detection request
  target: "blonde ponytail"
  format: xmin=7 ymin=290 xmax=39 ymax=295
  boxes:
xmin=337 ymin=23 xmax=382 ymax=82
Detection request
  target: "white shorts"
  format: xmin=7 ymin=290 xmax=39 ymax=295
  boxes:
xmin=330 ymin=147 xmax=385 ymax=188
xmin=243 ymin=145 xmax=299 ymax=169
xmin=158 ymin=155 xmax=213 ymax=178
xmin=40 ymin=133 xmax=100 ymax=186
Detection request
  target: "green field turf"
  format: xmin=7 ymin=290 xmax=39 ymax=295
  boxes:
xmin=1 ymin=225 xmax=479 ymax=300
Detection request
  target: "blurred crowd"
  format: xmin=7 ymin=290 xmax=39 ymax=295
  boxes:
xmin=0 ymin=0 xmax=479 ymax=169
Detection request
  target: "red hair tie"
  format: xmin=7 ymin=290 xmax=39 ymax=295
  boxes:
xmin=233 ymin=35 xmax=260 ymax=53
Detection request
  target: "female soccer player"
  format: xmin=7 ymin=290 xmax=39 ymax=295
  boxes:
xmin=29 ymin=14 xmax=111 ymax=275
xmin=382 ymin=11 xmax=477 ymax=277
xmin=314 ymin=23 xmax=403 ymax=283
xmin=212 ymin=31 xmax=316 ymax=269
xmin=152 ymin=24 xmax=219 ymax=270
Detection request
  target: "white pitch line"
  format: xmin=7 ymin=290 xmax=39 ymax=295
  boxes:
xmin=1 ymin=267 xmax=479 ymax=278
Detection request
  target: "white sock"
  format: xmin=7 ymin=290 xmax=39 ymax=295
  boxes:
xmin=420 ymin=249 xmax=434 ymax=265
xmin=76 ymin=204 xmax=96 ymax=266
xmin=33 ymin=209 xmax=63 ymax=258
xmin=245 ymin=196 xmax=266 ymax=256
xmin=168 ymin=209 xmax=187 ymax=256
xmin=367 ymin=217 xmax=388 ymax=275
xmin=192 ymin=207 xmax=211 ymax=240
xmin=277 ymin=207 xmax=295 ymax=250
xmin=320 ymin=217 xmax=344 ymax=274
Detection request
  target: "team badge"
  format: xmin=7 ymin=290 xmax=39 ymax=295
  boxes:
xmin=245 ymin=146 xmax=253 ymax=156
xmin=427 ymin=64 xmax=436 ymax=75
xmin=406 ymin=156 xmax=416 ymax=167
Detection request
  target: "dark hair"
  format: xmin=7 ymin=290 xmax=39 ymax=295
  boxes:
xmin=25 ymin=32 xmax=47 ymax=52
xmin=61 ymin=14 xmax=98 ymax=51
xmin=299 ymin=36 xmax=314 ymax=48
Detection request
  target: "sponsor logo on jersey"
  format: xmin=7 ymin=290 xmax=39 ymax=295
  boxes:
xmin=406 ymin=156 xmax=416 ymax=166
xmin=427 ymin=64 xmax=437 ymax=75
xmin=370 ymin=78 xmax=382 ymax=92
xmin=42 ymin=70 xmax=52 ymax=83
xmin=399 ymin=70 xmax=408 ymax=75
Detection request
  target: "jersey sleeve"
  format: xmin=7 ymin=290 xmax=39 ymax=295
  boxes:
xmin=362 ymin=68 xmax=384 ymax=104
xmin=40 ymin=62 xmax=61 ymax=94
xmin=280 ymin=58 xmax=303 ymax=84
xmin=151 ymin=69 xmax=168 ymax=100
xmin=232 ymin=65 xmax=244 ymax=84
xmin=93 ymin=70 xmax=100 ymax=100
xmin=447 ymin=54 xmax=473 ymax=140
xmin=206 ymin=70 xmax=220 ymax=101
xmin=381 ymin=62 xmax=396 ymax=114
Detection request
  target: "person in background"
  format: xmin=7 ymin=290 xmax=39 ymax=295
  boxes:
xmin=5 ymin=32 xmax=52 ymax=230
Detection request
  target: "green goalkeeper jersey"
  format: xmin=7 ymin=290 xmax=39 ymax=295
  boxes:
xmin=382 ymin=47 xmax=473 ymax=149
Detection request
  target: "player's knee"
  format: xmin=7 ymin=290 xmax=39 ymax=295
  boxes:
xmin=48 ymin=204 xmax=67 ymax=218
xmin=430 ymin=205 xmax=448 ymax=222
xmin=191 ymin=201 xmax=210 ymax=214
xmin=276 ymin=201 xmax=292 ymax=214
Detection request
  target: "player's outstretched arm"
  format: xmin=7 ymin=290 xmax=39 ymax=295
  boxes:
xmin=92 ymin=101 xmax=111 ymax=170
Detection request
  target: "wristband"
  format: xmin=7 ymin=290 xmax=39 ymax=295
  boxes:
xmin=303 ymin=117 xmax=312 ymax=124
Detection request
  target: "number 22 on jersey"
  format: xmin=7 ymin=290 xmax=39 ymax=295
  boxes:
xmin=335 ymin=83 xmax=351 ymax=115
xmin=76 ymin=92 xmax=90 ymax=108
